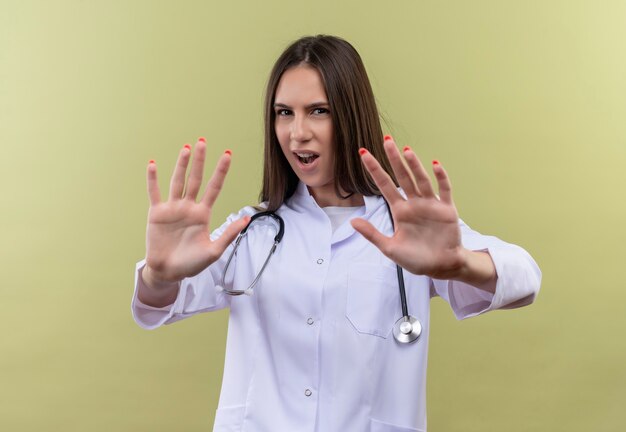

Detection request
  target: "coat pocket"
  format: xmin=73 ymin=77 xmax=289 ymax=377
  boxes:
xmin=371 ymin=417 xmax=424 ymax=432
xmin=213 ymin=404 xmax=246 ymax=431
xmin=346 ymin=263 xmax=400 ymax=338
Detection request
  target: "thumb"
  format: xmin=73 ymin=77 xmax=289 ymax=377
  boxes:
xmin=211 ymin=215 xmax=251 ymax=256
xmin=351 ymin=217 xmax=391 ymax=255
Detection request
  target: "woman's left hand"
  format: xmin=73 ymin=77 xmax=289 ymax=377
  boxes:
xmin=351 ymin=137 xmax=468 ymax=280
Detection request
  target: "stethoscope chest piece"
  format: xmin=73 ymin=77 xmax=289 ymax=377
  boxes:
xmin=393 ymin=315 xmax=421 ymax=344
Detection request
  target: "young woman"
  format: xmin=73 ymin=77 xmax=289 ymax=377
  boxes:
xmin=133 ymin=35 xmax=541 ymax=432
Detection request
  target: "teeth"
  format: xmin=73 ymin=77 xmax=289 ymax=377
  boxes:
xmin=295 ymin=152 xmax=318 ymax=165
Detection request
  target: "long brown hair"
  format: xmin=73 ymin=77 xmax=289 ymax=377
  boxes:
xmin=260 ymin=35 xmax=397 ymax=211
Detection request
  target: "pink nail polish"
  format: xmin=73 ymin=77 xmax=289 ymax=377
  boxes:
xmin=432 ymin=160 xmax=440 ymax=165
xmin=359 ymin=148 xmax=367 ymax=155
xmin=149 ymin=160 xmax=155 ymax=164
xmin=384 ymin=135 xmax=392 ymax=141
xmin=224 ymin=149 xmax=232 ymax=155
xmin=184 ymin=144 xmax=191 ymax=150
xmin=198 ymin=137 xmax=206 ymax=143
xmin=403 ymin=146 xmax=411 ymax=152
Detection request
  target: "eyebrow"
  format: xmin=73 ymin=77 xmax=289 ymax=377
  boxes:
xmin=273 ymin=101 xmax=329 ymax=109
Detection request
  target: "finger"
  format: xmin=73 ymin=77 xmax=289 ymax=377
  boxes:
xmin=382 ymin=137 xmax=420 ymax=198
xmin=432 ymin=160 xmax=453 ymax=204
xmin=351 ymin=217 xmax=393 ymax=257
xmin=184 ymin=138 xmax=207 ymax=201
xmin=147 ymin=160 xmax=161 ymax=205
xmin=169 ymin=144 xmax=192 ymax=201
xmin=210 ymin=215 xmax=251 ymax=256
xmin=201 ymin=150 xmax=232 ymax=208
xmin=402 ymin=147 xmax=436 ymax=198
xmin=359 ymin=148 xmax=404 ymax=205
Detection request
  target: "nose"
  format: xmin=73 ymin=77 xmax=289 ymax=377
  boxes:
xmin=290 ymin=114 xmax=312 ymax=143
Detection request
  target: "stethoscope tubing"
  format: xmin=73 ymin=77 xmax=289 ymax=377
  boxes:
xmin=383 ymin=199 xmax=421 ymax=343
xmin=217 ymin=211 xmax=284 ymax=296
xmin=218 ymin=202 xmax=421 ymax=343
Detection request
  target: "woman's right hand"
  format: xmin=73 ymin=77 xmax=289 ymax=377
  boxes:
xmin=143 ymin=138 xmax=251 ymax=287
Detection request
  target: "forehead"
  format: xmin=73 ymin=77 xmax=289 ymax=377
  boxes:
xmin=274 ymin=65 xmax=328 ymax=104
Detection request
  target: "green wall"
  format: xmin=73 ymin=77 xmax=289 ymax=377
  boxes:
xmin=2 ymin=1 xmax=625 ymax=430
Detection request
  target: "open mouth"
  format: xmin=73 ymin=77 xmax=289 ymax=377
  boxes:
xmin=295 ymin=152 xmax=319 ymax=165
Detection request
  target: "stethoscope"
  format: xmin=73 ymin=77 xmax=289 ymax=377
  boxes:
xmin=215 ymin=211 xmax=284 ymax=297
xmin=215 ymin=205 xmax=421 ymax=344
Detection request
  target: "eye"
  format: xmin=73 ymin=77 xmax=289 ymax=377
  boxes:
xmin=312 ymin=107 xmax=329 ymax=115
xmin=275 ymin=109 xmax=292 ymax=116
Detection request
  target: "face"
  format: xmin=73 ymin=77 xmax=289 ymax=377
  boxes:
xmin=274 ymin=65 xmax=336 ymax=205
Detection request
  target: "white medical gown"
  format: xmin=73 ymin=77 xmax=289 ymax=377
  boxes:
xmin=132 ymin=181 xmax=541 ymax=432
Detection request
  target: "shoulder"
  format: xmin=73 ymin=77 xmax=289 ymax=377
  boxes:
xmin=227 ymin=204 xmax=265 ymax=221
xmin=209 ymin=203 xmax=268 ymax=240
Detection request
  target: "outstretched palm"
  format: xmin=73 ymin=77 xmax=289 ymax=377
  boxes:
xmin=351 ymin=138 xmax=466 ymax=280
xmin=145 ymin=140 xmax=249 ymax=283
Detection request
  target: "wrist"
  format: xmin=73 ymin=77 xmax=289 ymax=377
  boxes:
xmin=453 ymin=249 xmax=498 ymax=293
xmin=141 ymin=265 xmax=180 ymax=291
xmin=138 ymin=265 xmax=180 ymax=308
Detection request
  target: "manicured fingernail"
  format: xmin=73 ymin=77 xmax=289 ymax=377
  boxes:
xmin=198 ymin=137 xmax=206 ymax=143
xmin=432 ymin=160 xmax=440 ymax=165
xmin=403 ymin=146 xmax=411 ymax=152
xmin=184 ymin=144 xmax=191 ymax=150
xmin=224 ymin=149 xmax=232 ymax=155
xmin=149 ymin=160 xmax=155 ymax=164
xmin=359 ymin=148 xmax=368 ymax=155
xmin=384 ymin=135 xmax=392 ymax=141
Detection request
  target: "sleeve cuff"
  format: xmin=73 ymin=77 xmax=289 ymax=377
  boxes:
xmin=131 ymin=261 xmax=185 ymax=330
xmin=434 ymin=245 xmax=541 ymax=320
xmin=131 ymin=258 xmax=233 ymax=330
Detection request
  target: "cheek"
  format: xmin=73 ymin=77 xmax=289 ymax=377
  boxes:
xmin=274 ymin=123 xmax=288 ymax=150
xmin=321 ymin=121 xmax=333 ymax=143
xmin=321 ymin=122 xmax=335 ymax=159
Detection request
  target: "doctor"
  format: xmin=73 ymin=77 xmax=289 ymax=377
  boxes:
xmin=132 ymin=35 xmax=541 ymax=432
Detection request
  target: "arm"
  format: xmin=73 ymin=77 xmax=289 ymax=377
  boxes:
xmin=131 ymin=138 xmax=250 ymax=328
xmin=352 ymin=136 xmax=540 ymax=316
xmin=451 ymin=249 xmax=497 ymax=293
xmin=137 ymin=265 xmax=180 ymax=308
xmin=432 ymin=219 xmax=541 ymax=319
xmin=131 ymin=205 xmax=258 ymax=329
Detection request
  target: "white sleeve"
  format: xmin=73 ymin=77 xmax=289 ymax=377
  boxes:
xmin=431 ymin=219 xmax=541 ymax=320
xmin=130 ymin=206 xmax=259 ymax=330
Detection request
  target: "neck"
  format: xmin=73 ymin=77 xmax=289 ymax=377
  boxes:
xmin=307 ymin=185 xmax=364 ymax=207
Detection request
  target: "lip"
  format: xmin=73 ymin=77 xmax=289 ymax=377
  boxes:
xmin=292 ymin=149 xmax=320 ymax=157
xmin=292 ymin=151 xmax=320 ymax=173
